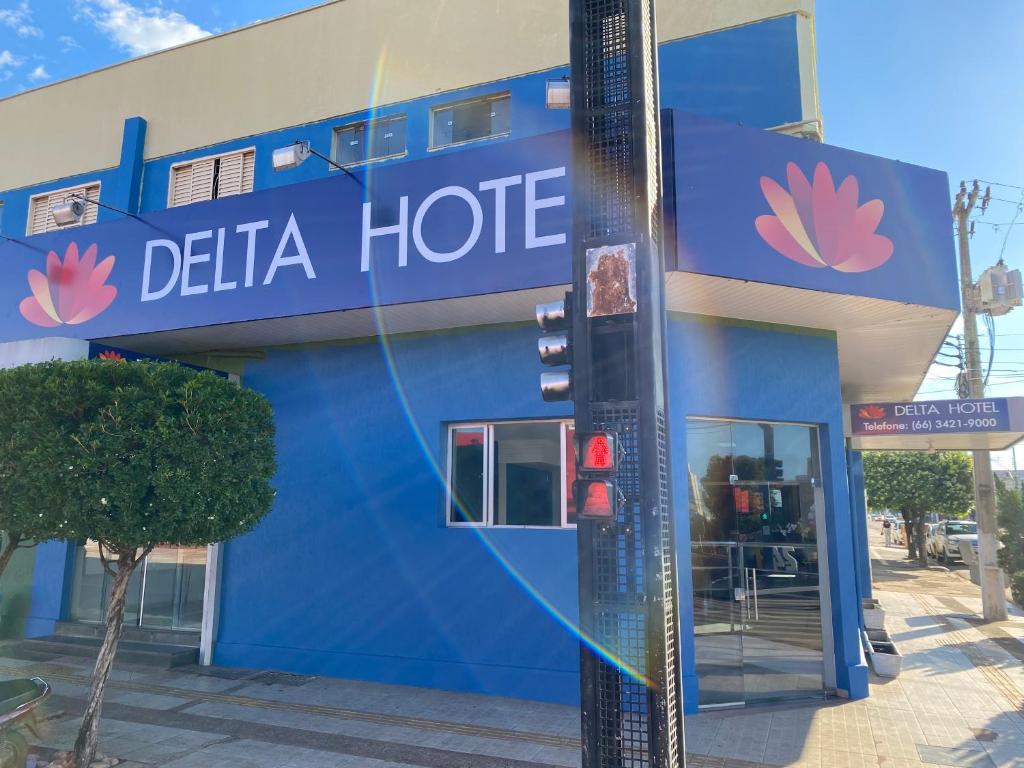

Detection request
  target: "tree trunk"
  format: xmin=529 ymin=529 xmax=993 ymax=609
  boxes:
xmin=915 ymin=514 xmax=929 ymax=567
xmin=0 ymin=532 xmax=21 ymax=581
xmin=71 ymin=550 xmax=140 ymax=768
xmin=902 ymin=511 xmax=917 ymax=560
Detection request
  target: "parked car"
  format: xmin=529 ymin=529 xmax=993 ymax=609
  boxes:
xmin=933 ymin=520 xmax=978 ymax=562
xmin=925 ymin=523 xmax=940 ymax=558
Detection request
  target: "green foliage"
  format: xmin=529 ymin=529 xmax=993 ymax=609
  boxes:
xmin=0 ymin=359 xmax=276 ymax=551
xmin=1011 ymin=572 xmax=1024 ymax=608
xmin=995 ymin=481 xmax=1024 ymax=574
xmin=0 ymin=366 xmax=77 ymax=547
xmin=863 ymin=451 xmax=974 ymax=518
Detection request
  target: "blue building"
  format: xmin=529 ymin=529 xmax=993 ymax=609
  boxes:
xmin=0 ymin=0 xmax=958 ymax=713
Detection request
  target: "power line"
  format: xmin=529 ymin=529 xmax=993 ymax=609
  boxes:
xmin=978 ymin=179 xmax=1024 ymax=192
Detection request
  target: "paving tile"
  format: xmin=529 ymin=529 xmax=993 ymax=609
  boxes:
xmin=916 ymin=745 xmax=997 ymax=768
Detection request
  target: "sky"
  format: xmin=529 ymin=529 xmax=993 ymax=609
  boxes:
xmin=0 ymin=0 xmax=312 ymax=89
xmin=817 ymin=1 xmax=1024 ymax=469
xmin=2 ymin=1 xmax=1023 ymax=463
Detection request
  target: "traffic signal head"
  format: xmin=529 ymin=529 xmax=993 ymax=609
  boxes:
xmin=536 ymin=297 xmax=570 ymax=331
xmin=540 ymin=371 xmax=572 ymax=402
xmin=536 ymin=292 xmax=573 ymax=402
xmin=575 ymin=479 xmax=617 ymax=519
xmin=537 ymin=333 xmax=570 ymax=366
xmin=578 ymin=431 xmax=617 ymax=474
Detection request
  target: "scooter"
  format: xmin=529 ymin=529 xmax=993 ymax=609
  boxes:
xmin=0 ymin=678 xmax=50 ymax=768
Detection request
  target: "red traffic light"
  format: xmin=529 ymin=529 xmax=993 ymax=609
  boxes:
xmin=578 ymin=432 xmax=617 ymax=473
xmin=575 ymin=479 xmax=616 ymax=519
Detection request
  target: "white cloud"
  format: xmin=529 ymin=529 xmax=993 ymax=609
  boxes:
xmin=27 ymin=63 xmax=48 ymax=82
xmin=0 ymin=2 xmax=42 ymax=38
xmin=58 ymin=35 xmax=81 ymax=52
xmin=0 ymin=49 xmax=24 ymax=81
xmin=76 ymin=0 xmax=211 ymax=56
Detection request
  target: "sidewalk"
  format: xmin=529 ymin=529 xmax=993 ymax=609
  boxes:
xmin=2 ymin=542 xmax=1022 ymax=768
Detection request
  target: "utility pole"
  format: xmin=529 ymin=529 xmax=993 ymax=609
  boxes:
xmin=953 ymin=179 xmax=1008 ymax=622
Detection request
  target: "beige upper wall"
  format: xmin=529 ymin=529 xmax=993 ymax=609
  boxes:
xmin=0 ymin=0 xmax=814 ymax=192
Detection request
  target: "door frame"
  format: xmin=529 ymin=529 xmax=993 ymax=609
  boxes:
xmin=687 ymin=415 xmax=833 ymax=706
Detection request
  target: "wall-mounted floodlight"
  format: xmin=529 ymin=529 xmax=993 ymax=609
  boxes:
xmin=51 ymin=193 xmax=139 ymax=228
xmin=546 ymin=78 xmax=571 ymax=110
xmin=272 ymin=140 xmax=364 ymax=189
xmin=271 ymin=141 xmax=312 ymax=172
xmin=51 ymin=199 xmax=88 ymax=227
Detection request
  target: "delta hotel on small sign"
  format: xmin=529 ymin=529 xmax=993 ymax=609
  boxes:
xmin=0 ymin=0 xmax=964 ymax=712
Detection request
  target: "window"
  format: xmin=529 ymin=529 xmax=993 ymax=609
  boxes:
xmin=169 ymin=148 xmax=255 ymax=208
xmin=333 ymin=115 xmax=407 ymax=166
xmin=430 ymin=93 xmax=510 ymax=149
xmin=447 ymin=420 xmax=576 ymax=528
xmin=27 ymin=182 xmax=101 ymax=235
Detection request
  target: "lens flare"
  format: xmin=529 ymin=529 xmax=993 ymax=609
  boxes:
xmin=347 ymin=46 xmax=653 ymax=687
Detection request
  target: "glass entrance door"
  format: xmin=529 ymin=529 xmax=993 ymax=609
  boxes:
xmin=69 ymin=542 xmax=207 ymax=631
xmin=687 ymin=419 xmax=826 ymax=707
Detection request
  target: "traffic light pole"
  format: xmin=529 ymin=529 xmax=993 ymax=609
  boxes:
xmin=569 ymin=1 xmax=684 ymax=765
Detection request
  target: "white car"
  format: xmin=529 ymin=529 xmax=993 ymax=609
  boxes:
xmin=934 ymin=520 xmax=978 ymax=562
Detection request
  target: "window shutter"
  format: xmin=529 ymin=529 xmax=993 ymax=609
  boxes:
xmin=241 ymin=150 xmax=255 ymax=194
xmin=28 ymin=196 xmax=51 ymax=235
xmin=170 ymin=151 xmax=253 ymax=206
xmin=82 ymin=184 xmax=100 ymax=225
xmin=187 ymin=158 xmax=216 ymax=203
xmin=215 ymin=153 xmax=244 ymax=198
xmin=27 ymin=182 xmax=102 ymax=235
xmin=170 ymin=164 xmax=195 ymax=207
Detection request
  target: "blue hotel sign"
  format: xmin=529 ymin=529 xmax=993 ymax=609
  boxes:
xmin=851 ymin=398 xmax=1014 ymax=436
xmin=0 ymin=111 xmax=959 ymax=343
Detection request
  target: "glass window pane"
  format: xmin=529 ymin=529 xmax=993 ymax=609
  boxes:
xmin=431 ymin=95 xmax=509 ymax=148
xmin=770 ymin=424 xmax=820 ymax=482
xmin=432 ymin=107 xmax=453 ymax=148
xmin=369 ymin=116 xmax=406 ymax=160
xmin=490 ymin=95 xmax=511 ymax=136
xmin=686 ymin=420 xmax=735 ymax=484
xmin=336 ymin=124 xmax=365 ymax=166
xmin=450 ymin=427 xmax=486 ymax=523
xmin=493 ymin=422 xmax=561 ymax=526
xmin=730 ymin=422 xmax=767 ymax=481
xmin=141 ymin=545 xmax=207 ymax=630
xmin=69 ymin=540 xmax=142 ymax=625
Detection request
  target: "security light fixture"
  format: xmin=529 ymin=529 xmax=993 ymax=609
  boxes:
xmin=51 ymin=199 xmax=87 ymax=227
xmin=272 ymin=140 xmax=364 ymax=188
xmin=545 ymin=78 xmax=570 ymax=110
xmin=50 ymin=193 xmax=138 ymax=228
xmin=271 ymin=141 xmax=312 ymax=172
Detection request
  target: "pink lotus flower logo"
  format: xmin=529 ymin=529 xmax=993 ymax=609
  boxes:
xmin=858 ymin=405 xmax=886 ymax=420
xmin=755 ymin=162 xmax=894 ymax=273
xmin=19 ymin=242 xmax=117 ymax=327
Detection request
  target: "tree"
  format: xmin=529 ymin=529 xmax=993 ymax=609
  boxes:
xmin=0 ymin=367 xmax=76 ymax=580
xmin=995 ymin=478 xmax=1024 ymax=603
xmin=4 ymin=359 xmax=276 ymax=768
xmin=864 ymin=451 xmax=974 ymax=567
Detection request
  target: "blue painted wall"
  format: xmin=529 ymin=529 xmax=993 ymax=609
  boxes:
xmin=847 ymin=450 xmax=873 ymax=600
xmin=24 ymin=541 xmax=73 ymax=638
xmin=0 ymin=16 xmax=803 ymax=236
xmin=215 ymin=313 xmax=866 ymax=709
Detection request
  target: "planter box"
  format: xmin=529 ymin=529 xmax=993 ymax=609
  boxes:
xmin=863 ymin=606 xmax=886 ymax=630
xmin=867 ymin=639 xmax=903 ymax=678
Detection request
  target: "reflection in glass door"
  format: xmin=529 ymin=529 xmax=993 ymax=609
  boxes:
xmin=69 ymin=542 xmax=207 ymax=631
xmin=687 ymin=419 xmax=826 ymax=707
